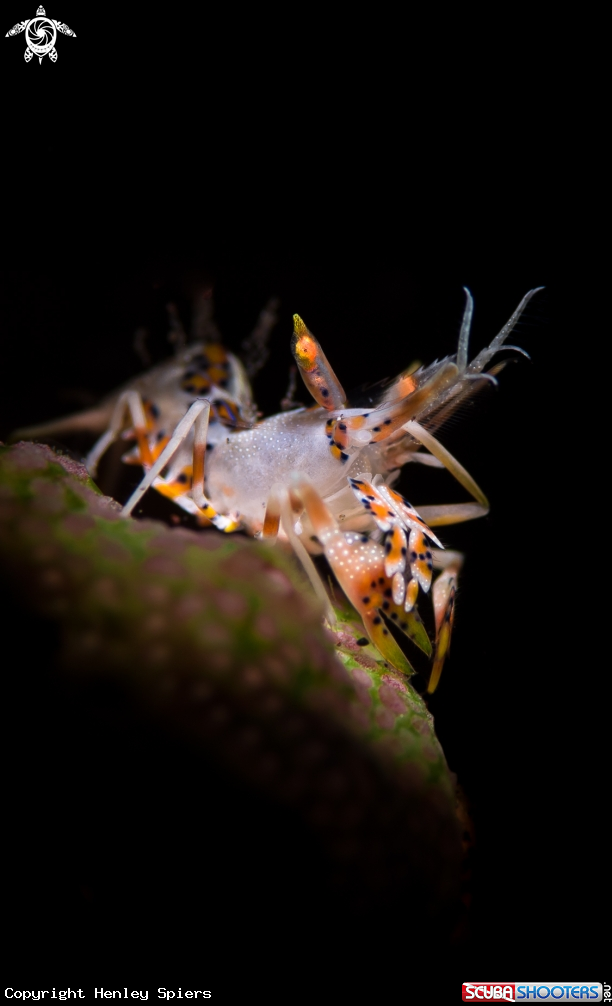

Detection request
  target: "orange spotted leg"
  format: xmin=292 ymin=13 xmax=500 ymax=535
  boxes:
xmin=289 ymin=475 xmax=432 ymax=676
xmin=86 ymin=390 xmax=154 ymax=477
xmin=345 ymin=476 xmax=470 ymax=692
xmin=120 ymin=400 xmax=239 ymax=531
xmin=429 ymin=549 xmax=463 ymax=694
xmin=397 ymin=424 xmax=490 ymax=645
xmin=346 ymin=467 xmax=465 ymax=690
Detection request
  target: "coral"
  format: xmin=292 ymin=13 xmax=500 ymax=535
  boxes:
xmin=0 ymin=442 xmax=462 ymax=956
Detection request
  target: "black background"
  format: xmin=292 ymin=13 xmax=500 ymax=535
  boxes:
xmin=1 ymin=3 xmax=602 ymax=999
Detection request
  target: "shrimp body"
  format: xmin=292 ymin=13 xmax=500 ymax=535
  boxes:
xmin=206 ymin=406 xmax=392 ymax=536
xmin=15 ymin=289 xmax=542 ymax=690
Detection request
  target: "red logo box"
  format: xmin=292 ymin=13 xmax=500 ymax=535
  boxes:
xmin=462 ymin=985 xmax=516 ymax=1001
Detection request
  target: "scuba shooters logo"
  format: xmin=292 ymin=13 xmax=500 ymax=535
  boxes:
xmin=5 ymin=5 xmax=75 ymax=63
xmin=462 ymin=986 xmax=604 ymax=1002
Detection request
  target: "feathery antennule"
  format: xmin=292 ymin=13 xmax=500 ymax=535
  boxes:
xmin=500 ymin=345 xmax=531 ymax=359
xmin=463 ymin=372 xmax=499 ymax=386
xmin=456 ymin=287 xmax=474 ymax=374
xmin=402 ymin=288 xmax=543 ymax=437
xmin=467 ymin=287 xmax=544 ymax=375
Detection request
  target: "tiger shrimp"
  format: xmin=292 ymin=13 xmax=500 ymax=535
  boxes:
xmin=14 ymin=287 xmax=543 ymax=692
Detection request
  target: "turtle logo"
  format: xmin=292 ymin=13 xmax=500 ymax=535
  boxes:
xmin=5 ymin=5 xmax=75 ymax=63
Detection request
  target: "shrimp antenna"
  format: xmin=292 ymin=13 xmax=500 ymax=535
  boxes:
xmin=457 ymin=287 xmax=474 ymax=374
xmin=468 ymin=287 xmax=545 ymax=374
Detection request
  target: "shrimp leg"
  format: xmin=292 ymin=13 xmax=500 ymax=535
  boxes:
xmin=86 ymin=390 xmax=154 ymax=476
xmin=121 ymin=400 xmax=239 ymax=531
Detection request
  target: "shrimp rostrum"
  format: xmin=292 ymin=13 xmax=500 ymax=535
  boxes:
xmin=18 ymin=288 xmax=542 ymax=692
